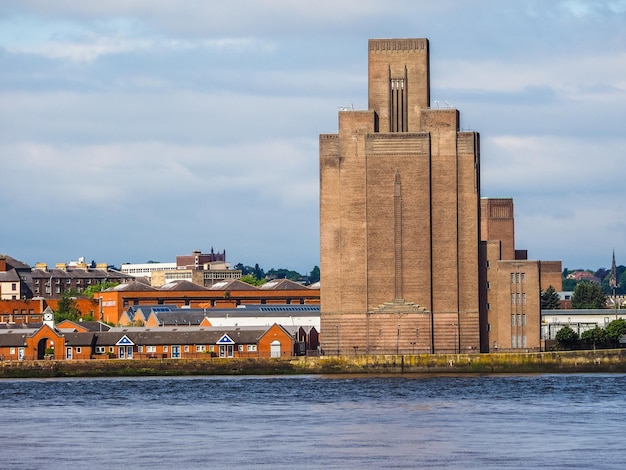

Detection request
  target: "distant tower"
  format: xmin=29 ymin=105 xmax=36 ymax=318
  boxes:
xmin=319 ymin=38 xmax=481 ymax=354
xmin=610 ymin=250 xmax=618 ymax=290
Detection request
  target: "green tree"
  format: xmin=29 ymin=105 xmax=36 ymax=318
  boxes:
xmin=240 ymin=274 xmax=267 ymax=286
xmin=55 ymin=292 xmax=81 ymax=322
xmin=253 ymin=263 xmax=265 ymax=280
xmin=580 ymin=327 xmax=609 ymax=349
xmin=82 ymin=281 xmax=119 ymax=299
xmin=541 ymin=286 xmax=560 ymax=309
xmin=555 ymin=326 xmax=579 ymax=350
xmin=266 ymin=268 xmax=302 ymax=281
xmin=562 ymin=278 xmax=577 ymax=292
xmin=605 ymin=319 xmax=626 ymax=346
xmin=571 ymin=281 xmax=607 ymax=309
xmin=309 ymin=266 xmax=320 ymax=284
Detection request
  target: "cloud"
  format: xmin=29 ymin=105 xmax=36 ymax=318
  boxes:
xmin=1 ymin=0 xmax=625 ymax=273
xmin=4 ymin=34 xmax=268 ymax=62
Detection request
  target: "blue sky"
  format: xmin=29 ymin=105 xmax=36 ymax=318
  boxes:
xmin=1 ymin=0 xmax=625 ymax=274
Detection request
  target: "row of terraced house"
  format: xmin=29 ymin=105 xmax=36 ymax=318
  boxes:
xmin=1 ymin=251 xmax=321 ymax=361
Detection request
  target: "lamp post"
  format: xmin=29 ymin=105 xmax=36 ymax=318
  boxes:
xmin=335 ymin=325 xmax=340 ymax=356
xmin=396 ymin=324 xmax=400 ymax=355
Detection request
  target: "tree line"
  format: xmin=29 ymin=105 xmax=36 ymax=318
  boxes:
xmin=555 ymin=319 xmax=626 ymax=350
xmin=233 ymin=263 xmax=320 ymax=286
xmin=562 ymin=265 xmax=626 ymax=294
xmin=542 ymin=282 xmax=608 ymax=310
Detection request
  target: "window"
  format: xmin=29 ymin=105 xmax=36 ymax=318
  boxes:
xmin=521 ymin=273 xmax=526 ymax=282
xmin=209 ymin=345 xmax=214 ymax=352
xmin=11 ymin=283 xmax=16 ymax=291
xmin=10 ymin=348 xmax=15 ymax=355
xmin=196 ymin=345 xmax=206 ymax=352
xmin=184 ymin=345 xmax=189 ymax=352
xmin=146 ymin=346 xmax=156 ymax=353
xmin=138 ymin=346 xmax=143 ymax=353
xmin=511 ymin=315 xmax=515 ymax=326
xmin=109 ymin=347 xmax=114 ymax=353
xmin=511 ymin=294 xmax=515 ymax=305
xmin=163 ymin=346 xmax=169 ymax=352
xmin=522 ymin=314 xmax=526 ymax=326
xmin=522 ymin=293 xmax=526 ymax=304
xmin=95 ymin=346 xmax=105 ymax=354
xmin=487 ymin=303 xmax=491 ymax=310
xmin=510 ymin=273 xmax=515 ymax=283
xmin=76 ymin=347 xmax=82 ymax=354
xmin=515 ymin=273 xmax=520 ymax=283
xmin=486 ymin=281 xmax=490 ymax=289
xmin=247 ymin=345 xmax=257 ymax=352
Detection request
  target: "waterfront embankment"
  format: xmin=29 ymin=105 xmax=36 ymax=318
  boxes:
xmin=2 ymin=349 xmax=626 ymax=378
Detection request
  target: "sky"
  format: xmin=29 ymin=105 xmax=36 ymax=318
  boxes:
xmin=1 ymin=0 xmax=625 ymax=274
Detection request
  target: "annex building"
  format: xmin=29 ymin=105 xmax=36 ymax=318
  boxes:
xmin=319 ymin=38 xmax=560 ymax=354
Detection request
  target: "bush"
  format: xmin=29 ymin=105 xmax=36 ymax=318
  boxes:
xmin=580 ymin=327 xmax=609 ymax=349
xmin=555 ymin=326 xmax=579 ymax=350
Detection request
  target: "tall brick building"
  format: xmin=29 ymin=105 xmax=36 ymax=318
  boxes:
xmin=319 ymin=38 xmax=560 ymax=354
xmin=480 ymin=198 xmax=562 ymax=352
xmin=320 ymin=39 xmax=480 ymax=354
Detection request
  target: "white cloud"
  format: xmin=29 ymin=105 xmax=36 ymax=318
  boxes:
xmin=5 ymin=35 xmax=267 ymax=62
xmin=1 ymin=0 xmax=625 ymax=272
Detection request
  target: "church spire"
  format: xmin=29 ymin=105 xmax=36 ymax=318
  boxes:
xmin=610 ymin=249 xmax=617 ymax=289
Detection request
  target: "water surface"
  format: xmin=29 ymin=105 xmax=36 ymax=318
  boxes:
xmin=1 ymin=374 xmax=624 ymax=469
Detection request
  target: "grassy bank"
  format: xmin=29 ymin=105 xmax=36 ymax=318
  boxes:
xmin=2 ymin=349 xmax=626 ymax=378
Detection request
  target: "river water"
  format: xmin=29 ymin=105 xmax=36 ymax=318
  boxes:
xmin=1 ymin=373 xmax=625 ymax=469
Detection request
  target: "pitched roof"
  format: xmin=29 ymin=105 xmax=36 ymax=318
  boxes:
xmin=209 ymin=279 xmax=259 ymax=291
xmin=259 ymin=279 xmax=309 ymax=290
xmin=57 ymin=320 xmax=111 ymax=332
xmin=111 ymin=281 xmax=159 ymax=292
xmin=0 ymin=255 xmax=31 ymax=271
xmin=159 ymin=280 xmax=208 ymax=291
xmin=149 ymin=310 xmax=207 ymax=326
xmin=62 ymin=332 xmax=96 ymax=346
xmin=0 ymin=268 xmax=21 ymax=282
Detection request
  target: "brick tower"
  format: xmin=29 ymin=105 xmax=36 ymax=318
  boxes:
xmin=319 ymin=38 xmax=481 ymax=354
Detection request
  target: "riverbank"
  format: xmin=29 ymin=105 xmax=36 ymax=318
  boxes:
xmin=2 ymin=349 xmax=626 ymax=378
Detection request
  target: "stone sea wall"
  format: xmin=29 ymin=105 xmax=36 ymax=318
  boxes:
xmin=2 ymin=350 xmax=626 ymax=378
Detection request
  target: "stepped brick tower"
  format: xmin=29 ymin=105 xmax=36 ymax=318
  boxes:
xmin=320 ymin=38 xmax=481 ymax=354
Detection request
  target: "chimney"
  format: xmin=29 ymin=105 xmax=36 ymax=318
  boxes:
xmin=35 ymin=262 xmax=48 ymax=271
xmin=0 ymin=257 xmax=6 ymax=272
